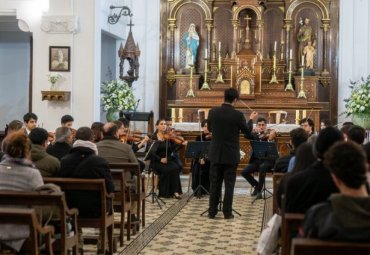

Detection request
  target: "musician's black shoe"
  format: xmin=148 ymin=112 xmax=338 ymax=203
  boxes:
xmin=251 ymin=187 xmax=260 ymax=196
xmin=208 ymin=213 xmax=216 ymax=219
xmin=224 ymin=214 xmax=234 ymax=219
xmin=255 ymin=192 xmax=263 ymax=200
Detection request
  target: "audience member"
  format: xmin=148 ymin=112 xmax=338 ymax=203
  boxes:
xmin=320 ymin=119 xmax=332 ymax=131
xmin=284 ymin=127 xmax=343 ymax=213
xmin=46 ymin=127 xmax=72 ymax=161
xmin=1 ymin=120 xmax=23 ymax=152
xmin=59 ymin=127 xmax=114 ymax=218
xmin=29 ymin=127 xmax=60 ymax=177
xmin=91 ymin=122 xmax=104 ymax=143
xmin=276 ymin=142 xmax=316 ymax=210
xmin=0 ymin=132 xmax=44 ymax=252
xmin=348 ymin=125 xmax=366 ymax=145
xmin=300 ymin=117 xmax=315 ymax=136
xmin=23 ymin=113 xmax=38 ymax=135
xmin=302 ymin=141 xmax=370 ymax=241
xmin=61 ymin=114 xmax=74 ymax=128
xmin=340 ymin=122 xmax=354 ymax=141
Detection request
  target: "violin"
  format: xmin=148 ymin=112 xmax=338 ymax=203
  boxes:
xmin=163 ymin=132 xmax=186 ymax=145
xmin=119 ymin=130 xmax=153 ymax=144
xmin=258 ymin=129 xmax=277 ymax=141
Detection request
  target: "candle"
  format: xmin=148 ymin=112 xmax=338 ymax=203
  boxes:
xmin=219 ymin=41 xmax=221 ymax=51
xmin=274 ymin=41 xmax=277 ymax=51
xmin=289 ymin=49 xmax=292 ymax=60
xmin=171 ymin=108 xmax=176 ymax=119
xmin=302 ymin=110 xmax=307 ymax=118
xmin=296 ymin=110 xmax=300 ymax=124
xmin=179 ymin=108 xmax=183 ymax=117
xmin=301 ymin=55 xmax=305 ymax=66
xmin=205 ymin=48 xmax=208 ymax=59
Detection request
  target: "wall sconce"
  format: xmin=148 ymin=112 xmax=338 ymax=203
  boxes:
xmin=108 ymin=5 xmax=132 ymax=24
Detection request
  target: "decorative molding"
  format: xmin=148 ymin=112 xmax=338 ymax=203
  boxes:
xmin=41 ymin=91 xmax=71 ymax=101
xmin=41 ymin=16 xmax=80 ymax=34
xmin=18 ymin=19 xmax=30 ymax=32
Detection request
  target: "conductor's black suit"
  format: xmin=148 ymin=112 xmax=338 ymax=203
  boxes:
xmin=207 ymin=103 xmax=253 ymax=217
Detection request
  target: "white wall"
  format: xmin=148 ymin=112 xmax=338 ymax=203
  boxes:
xmin=0 ymin=0 xmax=160 ymax=131
xmin=338 ymin=0 xmax=370 ymax=124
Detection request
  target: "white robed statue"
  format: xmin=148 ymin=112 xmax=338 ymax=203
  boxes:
xmin=182 ymin=23 xmax=199 ymax=68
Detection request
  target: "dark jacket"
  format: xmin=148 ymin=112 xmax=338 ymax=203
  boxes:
xmin=207 ymin=103 xmax=253 ymax=164
xmin=59 ymin=146 xmax=114 ymax=218
xmin=303 ymin=194 xmax=370 ymax=242
xmin=46 ymin=142 xmax=71 ymax=161
xmin=31 ymin=144 xmax=60 ymax=177
xmin=285 ymin=160 xmax=338 ymax=213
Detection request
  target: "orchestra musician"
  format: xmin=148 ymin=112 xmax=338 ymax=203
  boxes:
xmin=147 ymin=118 xmax=185 ymax=199
xmin=191 ymin=119 xmax=211 ymax=195
xmin=241 ymin=117 xmax=277 ymax=199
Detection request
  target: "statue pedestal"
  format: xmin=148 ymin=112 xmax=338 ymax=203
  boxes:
xmin=174 ymin=74 xmax=200 ymax=99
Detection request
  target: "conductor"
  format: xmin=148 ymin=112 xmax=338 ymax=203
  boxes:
xmin=207 ymin=88 xmax=258 ymax=219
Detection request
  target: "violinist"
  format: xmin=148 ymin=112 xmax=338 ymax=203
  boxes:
xmin=117 ymin=118 xmax=150 ymax=153
xmin=241 ymin=117 xmax=277 ymax=199
xmin=147 ymin=118 xmax=182 ymax=199
xmin=300 ymin=117 xmax=315 ymax=137
xmin=191 ymin=119 xmax=211 ymax=195
xmin=164 ymin=117 xmax=186 ymax=172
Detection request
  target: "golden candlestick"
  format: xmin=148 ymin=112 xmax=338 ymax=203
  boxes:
xmin=297 ymin=60 xmax=307 ymax=99
xmin=186 ymin=65 xmax=195 ymax=97
xmin=201 ymin=57 xmax=210 ymax=90
xmin=215 ymin=41 xmax=224 ymax=83
xmin=269 ymin=41 xmax=278 ymax=84
xmin=285 ymin=51 xmax=294 ymax=91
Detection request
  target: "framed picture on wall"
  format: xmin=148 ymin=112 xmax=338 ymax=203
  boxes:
xmin=49 ymin=46 xmax=70 ymax=72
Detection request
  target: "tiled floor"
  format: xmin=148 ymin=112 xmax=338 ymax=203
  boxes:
xmin=83 ymin=176 xmax=273 ymax=255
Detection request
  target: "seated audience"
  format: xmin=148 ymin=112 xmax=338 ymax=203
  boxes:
xmin=320 ymin=119 xmax=332 ymax=131
xmin=300 ymin=117 xmax=315 ymax=137
xmin=91 ymin=121 xmax=104 ymax=143
xmin=46 ymin=127 xmax=72 ymax=161
xmin=340 ymin=122 xmax=354 ymax=141
xmin=0 ymin=132 xmax=44 ymax=252
xmin=302 ymin=141 xmax=370 ymax=241
xmin=276 ymin=127 xmax=308 ymax=173
xmin=23 ymin=112 xmax=38 ymax=135
xmin=1 ymin=120 xmax=23 ymax=152
xmin=59 ymin=127 xmax=114 ymax=218
xmin=285 ymin=127 xmax=343 ymax=213
xmin=29 ymin=127 xmax=60 ymax=177
xmin=148 ymin=118 xmax=182 ymax=199
xmin=276 ymin=142 xmax=316 ymax=210
xmin=348 ymin=125 xmax=366 ymax=145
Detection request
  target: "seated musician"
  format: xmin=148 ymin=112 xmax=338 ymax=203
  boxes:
xmin=241 ymin=117 xmax=276 ymax=199
xmin=0 ymin=132 xmax=44 ymax=252
xmin=116 ymin=118 xmax=150 ymax=153
xmin=147 ymin=118 xmax=184 ymax=199
xmin=302 ymin=141 xmax=370 ymax=241
xmin=191 ymin=119 xmax=211 ymax=194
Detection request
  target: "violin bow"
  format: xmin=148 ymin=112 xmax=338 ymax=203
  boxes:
xmin=307 ymin=107 xmax=314 ymax=120
xmin=239 ymin=99 xmax=254 ymax=112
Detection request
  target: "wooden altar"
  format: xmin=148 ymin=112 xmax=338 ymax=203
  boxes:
xmin=160 ymin=0 xmax=339 ymax=126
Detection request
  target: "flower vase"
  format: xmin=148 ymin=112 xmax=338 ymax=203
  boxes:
xmin=50 ymin=82 xmax=57 ymax=91
xmin=352 ymin=113 xmax=370 ymax=129
xmin=106 ymin=109 xmax=119 ymax=122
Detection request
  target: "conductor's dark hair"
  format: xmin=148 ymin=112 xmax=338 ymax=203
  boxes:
xmin=224 ymin=88 xmax=239 ymax=103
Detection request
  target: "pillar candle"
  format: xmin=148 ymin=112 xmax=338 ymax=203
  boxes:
xmin=219 ymin=41 xmax=221 ymax=51
xmin=179 ymin=108 xmax=183 ymax=118
xmin=289 ymin=49 xmax=292 ymax=60
xmin=205 ymin=48 xmax=208 ymax=59
xmin=302 ymin=110 xmax=307 ymax=118
xmin=301 ymin=55 xmax=305 ymax=66
xmin=296 ymin=110 xmax=300 ymax=124
xmin=171 ymin=108 xmax=176 ymax=119
xmin=274 ymin=41 xmax=277 ymax=51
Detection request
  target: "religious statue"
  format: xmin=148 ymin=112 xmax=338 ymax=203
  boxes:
xmin=297 ymin=17 xmax=316 ymax=68
xmin=182 ymin=23 xmax=199 ymax=69
xmin=303 ymin=41 xmax=316 ymax=69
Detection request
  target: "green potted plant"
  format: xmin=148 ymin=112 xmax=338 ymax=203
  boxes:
xmin=344 ymin=75 xmax=370 ymax=128
xmin=101 ymin=79 xmax=138 ymax=121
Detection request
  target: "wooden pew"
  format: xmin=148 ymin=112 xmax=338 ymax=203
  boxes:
xmin=43 ymin=178 xmax=114 ymax=255
xmin=272 ymin=172 xmax=285 ymax=214
xmin=0 ymin=208 xmax=54 ymax=255
xmin=0 ymin=191 xmax=78 ymax=255
xmin=291 ymin=238 xmax=370 ymax=255
xmin=108 ymin=163 xmax=146 ymax=229
xmin=281 ymin=213 xmax=305 ymax=255
xmin=110 ymin=169 xmax=132 ymax=246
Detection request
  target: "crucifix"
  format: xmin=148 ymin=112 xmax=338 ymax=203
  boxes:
xmin=127 ymin=16 xmax=134 ymax=31
xmin=244 ymin=15 xmax=252 ymax=48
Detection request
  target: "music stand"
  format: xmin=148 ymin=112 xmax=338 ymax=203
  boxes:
xmin=185 ymin=141 xmax=210 ymax=201
xmin=249 ymin=141 xmax=279 ymax=204
xmin=144 ymin=142 xmax=166 ymax=209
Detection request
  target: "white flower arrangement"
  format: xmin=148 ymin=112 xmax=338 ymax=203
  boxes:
xmin=344 ymin=75 xmax=370 ymax=116
xmin=47 ymin=72 xmax=62 ymax=85
xmin=101 ymin=79 xmax=138 ymax=112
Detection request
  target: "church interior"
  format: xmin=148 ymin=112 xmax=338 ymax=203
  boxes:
xmin=1 ymin=0 xmax=370 ymax=254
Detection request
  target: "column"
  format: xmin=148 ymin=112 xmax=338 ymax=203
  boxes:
xmin=321 ymin=19 xmax=330 ymax=75
xmin=283 ymin=19 xmax=292 ymax=72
